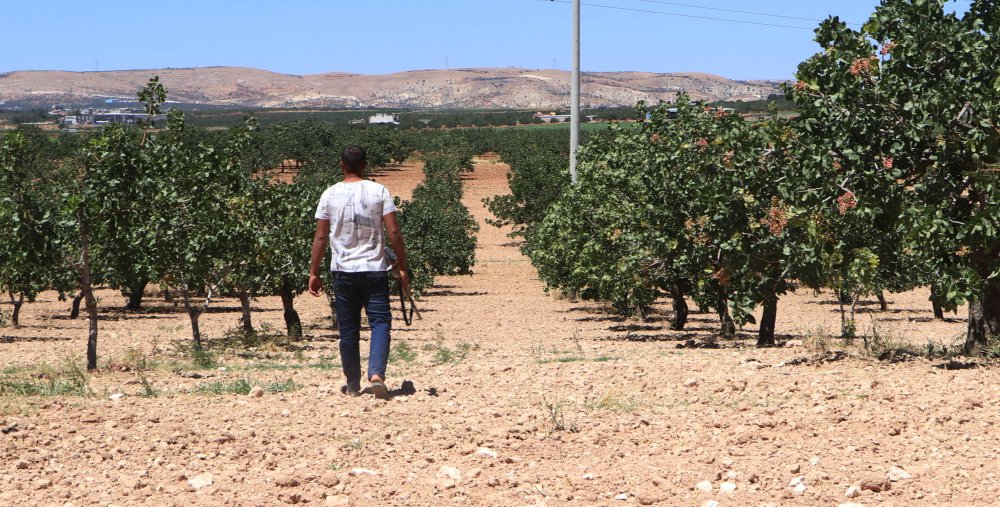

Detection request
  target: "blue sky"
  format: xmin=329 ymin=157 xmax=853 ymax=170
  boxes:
xmin=1 ymin=1 xmax=971 ymax=80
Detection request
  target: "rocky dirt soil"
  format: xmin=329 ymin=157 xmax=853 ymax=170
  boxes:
xmin=1 ymin=157 xmax=997 ymax=506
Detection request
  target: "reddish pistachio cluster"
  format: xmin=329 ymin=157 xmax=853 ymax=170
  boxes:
xmin=882 ymin=157 xmax=894 ymax=170
xmin=711 ymin=267 xmax=732 ymax=287
xmin=849 ymin=57 xmax=876 ymax=76
xmin=695 ymin=138 xmax=709 ymax=150
xmin=837 ymin=191 xmax=858 ymax=215
xmin=650 ymin=132 xmax=661 ymax=144
xmin=723 ymin=152 xmax=734 ymax=166
xmin=832 ymin=160 xmax=843 ymax=172
xmin=761 ymin=205 xmax=789 ymax=236
xmin=880 ymin=41 xmax=897 ymax=56
xmin=794 ymin=80 xmax=807 ymax=92
xmin=955 ymin=245 xmax=970 ymax=257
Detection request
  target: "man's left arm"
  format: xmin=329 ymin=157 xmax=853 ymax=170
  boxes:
xmin=308 ymin=219 xmax=331 ymax=296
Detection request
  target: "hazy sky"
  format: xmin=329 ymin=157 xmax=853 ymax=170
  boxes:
xmin=1 ymin=0 xmax=972 ymax=80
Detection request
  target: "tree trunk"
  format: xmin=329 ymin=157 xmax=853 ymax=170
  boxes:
xmin=237 ymin=291 xmax=253 ymax=333
xmin=79 ymin=221 xmax=99 ymax=371
xmin=930 ymin=283 xmax=946 ymax=319
xmin=8 ymin=291 xmax=24 ymax=327
xmin=876 ymin=292 xmax=888 ymax=312
xmin=125 ymin=278 xmax=148 ymax=311
xmin=838 ymin=292 xmax=853 ymax=338
xmin=70 ymin=293 xmax=84 ymax=319
xmin=181 ymin=285 xmax=211 ymax=349
xmin=965 ymin=279 xmax=1000 ymax=355
xmin=278 ymin=288 xmax=302 ymax=339
xmin=717 ymin=289 xmax=736 ymax=339
xmin=758 ymin=294 xmax=778 ymax=346
xmin=188 ymin=307 xmax=203 ymax=348
xmin=670 ymin=293 xmax=688 ymax=331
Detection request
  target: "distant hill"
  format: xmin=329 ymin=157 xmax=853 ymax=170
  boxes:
xmin=0 ymin=66 xmax=785 ymax=109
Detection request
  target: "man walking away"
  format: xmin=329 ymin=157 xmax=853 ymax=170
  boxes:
xmin=309 ymin=145 xmax=410 ymax=400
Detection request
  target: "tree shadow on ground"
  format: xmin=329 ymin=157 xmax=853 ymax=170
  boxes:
xmin=420 ymin=289 xmax=487 ymax=297
xmin=0 ymin=335 xmax=73 ymax=343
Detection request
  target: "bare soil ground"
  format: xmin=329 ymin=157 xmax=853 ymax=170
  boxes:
xmin=1 ymin=157 xmax=996 ymax=506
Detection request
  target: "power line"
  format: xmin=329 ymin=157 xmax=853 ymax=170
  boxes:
xmin=635 ymin=0 xmax=859 ymax=25
xmin=539 ymin=0 xmax=818 ymax=30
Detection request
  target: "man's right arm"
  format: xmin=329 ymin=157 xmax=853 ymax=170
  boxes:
xmin=308 ymin=219 xmax=330 ymax=296
xmin=383 ymin=211 xmax=410 ymax=295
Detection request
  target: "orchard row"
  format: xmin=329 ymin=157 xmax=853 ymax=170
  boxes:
xmin=489 ymin=0 xmax=1000 ymax=355
xmin=0 ymin=78 xmax=484 ymax=370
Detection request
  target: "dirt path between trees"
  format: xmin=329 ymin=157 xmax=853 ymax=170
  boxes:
xmin=1 ymin=157 xmax=999 ymax=506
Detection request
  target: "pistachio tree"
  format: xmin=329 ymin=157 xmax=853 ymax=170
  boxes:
xmin=789 ymin=0 xmax=1000 ymax=352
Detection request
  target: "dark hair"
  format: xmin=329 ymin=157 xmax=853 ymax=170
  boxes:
xmin=341 ymin=145 xmax=367 ymax=173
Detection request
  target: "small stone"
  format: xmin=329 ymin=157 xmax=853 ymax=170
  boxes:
xmin=786 ymin=340 xmax=804 ymax=347
xmin=845 ymin=485 xmax=862 ymax=498
xmin=275 ymin=476 xmax=300 ymax=488
xmin=438 ymin=466 xmax=462 ymax=481
xmin=695 ymin=480 xmax=712 ymax=493
xmin=282 ymin=493 xmax=302 ymax=504
xmin=476 ymin=447 xmax=498 ymax=458
xmin=789 ymin=464 xmax=801 ymax=473
xmin=350 ymin=468 xmax=378 ymax=476
xmin=887 ymin=466 xmax=912 ymax=482
xmin=431 ymin=423 xmax=443 ymax=431
xmin=325 ymin=495 xmax=350 ymax=507
xmin=218 ymin=367 xmax=227 ymax=372
xmin=792 ymin=483 xmax=807 ymax=495
xmin=281 ymin=409 xmax=291 ymax=417
xmin=318 ymin=472 xmax=341 ymax=488
xmin=80 ymin=415 xmax=101 ymax=423
xmin=15 ymin=460 xmax=28 ymax=470
xmin=859 ymin=476 xmax=890 ymax=493
xmin=720 ymin=482 xmax=736 ymax=494
xmin=809 ymin=457 xmax=820 ymax=466
xmin=684 ymin=378 xmax=699 ymax=388
xmin=109 ymin=393 xmax=127 ymax=401
xmin=788 ymin=476 xmax=804 ymax=487
xmin=702 ymin=501 xmax=719 ymax=507
xmin=582 ymin=473 xmax=594 ymax=480
xmin=247 ymin=386 xmax=264 ymax=398
xmin=34 ymin=479 xmax=53 ymax=490
xmin=614 ymin=493 xmax=628 ymax=501
xmin=187 ymin=473 xmax=214 ymax=490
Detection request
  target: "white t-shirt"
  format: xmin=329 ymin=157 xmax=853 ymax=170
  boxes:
xmin=315 ymin=180 xmax=397 ymax=272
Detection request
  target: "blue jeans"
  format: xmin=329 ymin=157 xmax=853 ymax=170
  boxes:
xmin=333 ymin=271 xmax=392 ymax=390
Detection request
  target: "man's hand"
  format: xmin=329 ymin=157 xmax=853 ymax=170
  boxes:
xmin=308 ymin=275 xmax=323 ymax=297
xmin=397 ymin=269 xmax=411 ymax=298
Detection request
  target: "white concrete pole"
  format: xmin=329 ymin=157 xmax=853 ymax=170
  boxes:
xmin=569 ymin=0 xmax=581 ymax=185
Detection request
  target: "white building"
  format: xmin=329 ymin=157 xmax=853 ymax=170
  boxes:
xmin=368 ymin=113 xmax=399 ymax=125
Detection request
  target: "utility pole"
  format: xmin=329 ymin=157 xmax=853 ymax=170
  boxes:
xmin=569 ymin=0 xmax=581 ymax=185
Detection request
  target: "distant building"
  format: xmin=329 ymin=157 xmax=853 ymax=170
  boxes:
xmin=533 ymin=112 xmax=596 ymax=123
xmin=76 ymin=109 xmax=165 ymax=126
xmin=368 ymin=113 xmax=399 ymax=125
